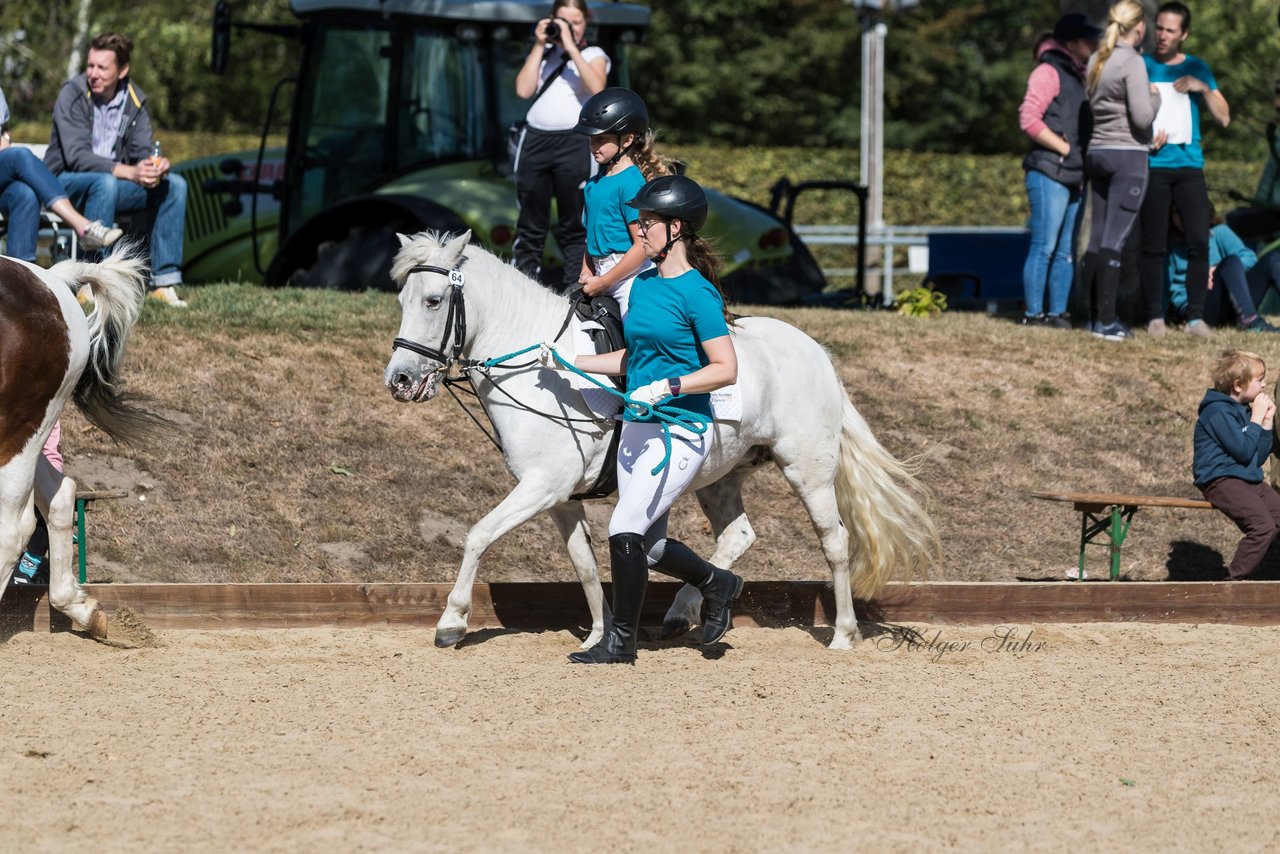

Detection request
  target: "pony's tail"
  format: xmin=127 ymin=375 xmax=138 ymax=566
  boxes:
xmin=51 ymin=244 xmax=174 ymax=445
xmin=834 ymin=396 xmax=941 ymax=599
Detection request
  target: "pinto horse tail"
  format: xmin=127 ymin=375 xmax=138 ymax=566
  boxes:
xmin=834 ymin=395 xmax=942 ymax=600
xmin=51 ymin=245 xmax=173 ymax=445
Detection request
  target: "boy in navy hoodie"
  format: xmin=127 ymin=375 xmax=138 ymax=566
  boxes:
xmin=1193 ymin=349 xmax=1279 ymax=578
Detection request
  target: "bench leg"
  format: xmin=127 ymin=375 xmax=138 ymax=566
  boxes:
xmin=76 ymin=497 xmax=87 ymax=584
xmin=1075 ymin=512 xmax=1089 ymax=580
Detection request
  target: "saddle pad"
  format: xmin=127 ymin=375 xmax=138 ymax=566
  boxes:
xmin=568 ymin=315 xmax=624 ymax=420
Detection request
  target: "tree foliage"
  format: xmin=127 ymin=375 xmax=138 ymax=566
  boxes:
xmin=1 ymin=0 xmax=297 ymax=135
xmin=3 ymin=0 xmax=1280 ymax=165
xmin=629 ymin=0 xmax=859 ymax=147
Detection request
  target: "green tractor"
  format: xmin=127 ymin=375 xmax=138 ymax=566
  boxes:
xmin=179 ymin=0 xmax=825 ymax=303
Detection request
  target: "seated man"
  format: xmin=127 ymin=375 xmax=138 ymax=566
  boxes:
xmin=44 ymin=31 xmax=188 ymax=306
xmin=1 ymin=86 xmax=122 ymax=260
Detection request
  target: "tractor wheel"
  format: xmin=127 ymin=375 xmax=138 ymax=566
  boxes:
xmin=289 ymin=223 xmax=409 ymax=291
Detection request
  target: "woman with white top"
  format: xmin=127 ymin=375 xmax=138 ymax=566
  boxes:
xmin=512 ymin=0 xmax=608 ymax=291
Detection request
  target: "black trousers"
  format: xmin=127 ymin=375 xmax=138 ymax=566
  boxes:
xmin=513 ymin=127 xmax=591 ymax=289
xmin=1085 ymin=149 xmax=1149 ymax=325
xmin=1141 ymin=167 xmax=1211 ymax=323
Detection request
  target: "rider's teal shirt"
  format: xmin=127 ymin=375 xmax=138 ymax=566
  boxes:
xmin=583 ymin=165 xmax=645 ymax=258
xmin=1144 ymin=53 xmax=1217 ymax=170
xmin=623 ymin=268 xmax=730 ymax=423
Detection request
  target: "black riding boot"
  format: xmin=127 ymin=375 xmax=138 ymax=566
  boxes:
xmin=569 ymin=533 xmax=648 ymax=664
xmin=655 ymin=539 xmax=744 ymax=645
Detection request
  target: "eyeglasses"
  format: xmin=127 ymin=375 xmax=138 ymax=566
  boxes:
xmin=637 ymin=217 xmax=666 ymax=231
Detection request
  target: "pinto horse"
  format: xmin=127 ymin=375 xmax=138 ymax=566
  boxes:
xmin=384 ymin=231 xmax=940 ymax=650
xmin=0 ymin=249 xmax=164 ymax=636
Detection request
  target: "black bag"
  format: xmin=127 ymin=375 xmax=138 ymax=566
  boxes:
xmin=508 ymin=53 xmax=570 ymax=164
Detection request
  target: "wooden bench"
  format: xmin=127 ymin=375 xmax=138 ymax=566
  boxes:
xmin=75 ymin=489 xmax=129 ymax=583
xmin=1032 ymin=491 xmax=1214 ymax=581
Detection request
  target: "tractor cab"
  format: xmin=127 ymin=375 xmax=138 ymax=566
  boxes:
xmin=191 ymin=0 xmax=823 ymax=302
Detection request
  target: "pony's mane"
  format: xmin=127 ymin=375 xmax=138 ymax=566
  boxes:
xmin=390 ymin=230 xmax=465 ymax=288
xmin=390 ymin=231 xmax=566 ymax=315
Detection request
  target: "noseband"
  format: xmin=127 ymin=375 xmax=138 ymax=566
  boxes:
xmin=391 ymin=264 xmax=470 ymax=370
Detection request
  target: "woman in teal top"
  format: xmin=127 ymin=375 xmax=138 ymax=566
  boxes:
xmin=573 ymin=87 xmax=670 ymax=318
xmin=542 ymin=175 xmax=743 ymax=665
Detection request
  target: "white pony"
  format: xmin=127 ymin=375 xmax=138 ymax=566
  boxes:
xmin=383 ymin=231 xmax=940 ymax=649
xmin=0 ymin=249 xmax=164 ymax=636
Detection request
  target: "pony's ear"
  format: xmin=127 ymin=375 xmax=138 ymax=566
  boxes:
xmin=443 ymin=230 xmax=473 ymax=261
xmin=396 ymin=233 xmax=412 ymax=247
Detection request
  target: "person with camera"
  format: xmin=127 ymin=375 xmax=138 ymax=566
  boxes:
xmin=512 ymin=0 xmax=609 ymax=291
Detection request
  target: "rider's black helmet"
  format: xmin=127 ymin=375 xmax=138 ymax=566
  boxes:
xmin=574 ymin=87 xmax=650 ymax=137
xmin=626 ymin=175 xmax=709 ymax=233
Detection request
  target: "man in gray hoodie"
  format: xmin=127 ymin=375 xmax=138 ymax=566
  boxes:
xmin=44 ymin=31 xmax=188 ymax=307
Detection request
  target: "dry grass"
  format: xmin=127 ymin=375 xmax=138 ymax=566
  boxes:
xmin=60 ymin=283 xmax=1273 ymax=586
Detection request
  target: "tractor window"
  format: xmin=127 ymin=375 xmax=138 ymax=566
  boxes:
xmin=396 ymin=29 xmax=486 ymax=168
xmin=294 ymin=25 xmax=392 ymax=224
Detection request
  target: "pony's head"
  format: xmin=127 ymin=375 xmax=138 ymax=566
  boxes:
xmin=384 ymin=229 xmax=473 ymax=402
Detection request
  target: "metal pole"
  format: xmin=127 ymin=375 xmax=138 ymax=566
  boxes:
xmin=860 ymin=20 xmax=888 ymax=302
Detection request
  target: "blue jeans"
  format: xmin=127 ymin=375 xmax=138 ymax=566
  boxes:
xmin=0 ymin=148 xmax=71 ymax=262
xmin=1022 ymin=169 xmax=1082 ymax=317
xmin=57 ymin=171 xmax=187 ymax=287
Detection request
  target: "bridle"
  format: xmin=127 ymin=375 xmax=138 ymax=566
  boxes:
xmin=391 ymin=264 xmax=474 ymax=373
xmin=388 ymin=261 xmax=610 ymax=451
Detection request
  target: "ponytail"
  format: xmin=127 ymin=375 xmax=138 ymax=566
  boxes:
xmin=631 ymin=130 xmax=673 ymax=182
xmin=684 ymin=234 xmax=736 ymax=327
xmin=1087 ymin=23 xmax=1120 ymax=92
xmin=1088 ymin=0 xmax=1145 ymax=92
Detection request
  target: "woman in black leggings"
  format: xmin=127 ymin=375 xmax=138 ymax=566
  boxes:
xmin=512 ymin=0 xmax=609 ymax=290
xmin=1082 ymin=0 xmax=1161 ymax=340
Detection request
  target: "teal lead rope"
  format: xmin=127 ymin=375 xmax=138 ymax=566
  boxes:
xmin=479 ymin=344 xmax=710 ymax=475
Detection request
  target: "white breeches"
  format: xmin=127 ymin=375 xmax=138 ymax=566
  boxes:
xmin=609 ymin=421 xmax=712 ymax=541
xmin=592 ymin=252 xmax=650 ymax=320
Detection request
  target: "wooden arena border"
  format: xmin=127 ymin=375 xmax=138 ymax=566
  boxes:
xmin=5 ymin=580 xmax=1280 ymax=636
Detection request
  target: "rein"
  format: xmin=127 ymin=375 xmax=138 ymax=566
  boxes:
xmin=389 ymin=263 xmax=611 ymax=457
xmin=390 ymin=261 xmax=710 ymax=474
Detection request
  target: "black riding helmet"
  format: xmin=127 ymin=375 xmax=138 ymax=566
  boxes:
xmin=574 ymin=87 xmax=650 ymax=137
xmin=626 ymin=175 xmax=708 ymax=233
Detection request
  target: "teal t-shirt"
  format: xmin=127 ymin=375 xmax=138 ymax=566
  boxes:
xmin=1144 ymin=53 xmax=1217 ymax=170
xmin=583 ymin=165 xmax=645 ymax=258
xmin=623 ymin=268 xmax=730 ymax=423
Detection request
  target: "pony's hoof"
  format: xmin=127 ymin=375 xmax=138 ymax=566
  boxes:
xmin=84 ymin=607 xmax=109 ymax=639
xmin=660 ymin=618 xmax=692 ymax=640
xmin=434 ymin=627 xmax=466 ymax=648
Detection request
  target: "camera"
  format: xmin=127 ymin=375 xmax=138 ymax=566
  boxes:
xmin=544 ymin=19 xmax=562 ymax=40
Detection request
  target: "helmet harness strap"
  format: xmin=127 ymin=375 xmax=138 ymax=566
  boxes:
xmin=601 ymin=134 xmax=638 ymax=173
xmin=654 ymin=221 xmax=688 ymax=264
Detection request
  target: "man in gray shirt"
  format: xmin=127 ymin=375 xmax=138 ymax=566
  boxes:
xmin=44 ymin=31 xmax=188 ymax=307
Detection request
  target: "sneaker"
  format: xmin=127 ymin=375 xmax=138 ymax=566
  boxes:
xmin=1046 ymin=313 xmax=1072 ymax=330
xmin=1020 ymin=313 xmax=1047 ymax=326
xmin=1092 ymin=321 xmax=1132 ymax=341
xmin=1245 ymin=315 xmax=1280 ymax=333
xmin=1186 ymin=319 xmax=1213 ymax=339
xmin=10 ymin=552 xmax=45 ymax=586
xmin=147 ymin=285 xmax=189 ymax=308
xmin=1147 ymin=318 xmax=1167 ymax=338
xmin=80 ymin=220 xmax=123 ymax=252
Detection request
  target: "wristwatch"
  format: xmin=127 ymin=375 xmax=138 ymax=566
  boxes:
xmin=667 ymin=376 xmax=682 ymax=396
